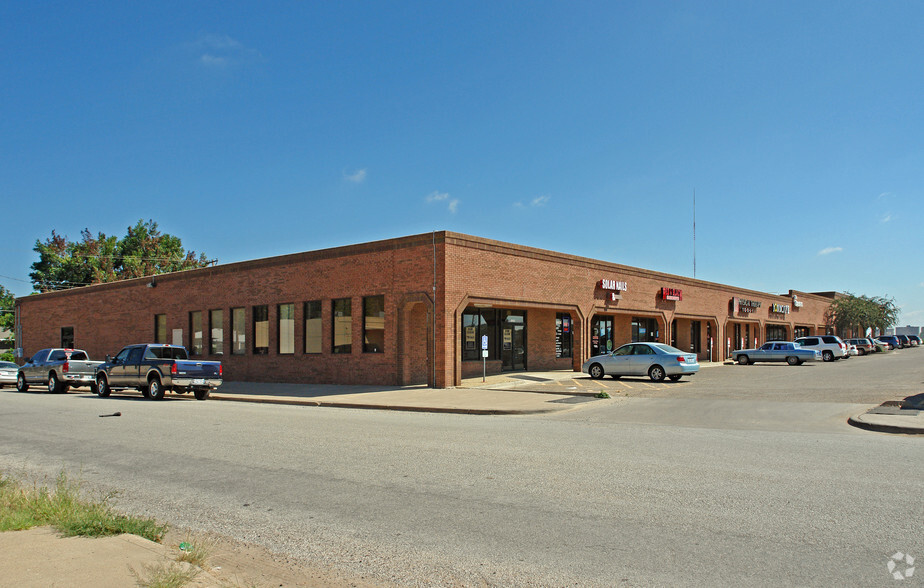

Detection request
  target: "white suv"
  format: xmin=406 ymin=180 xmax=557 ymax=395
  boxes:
xmin=794 ymin=335 xmax=848 ymax=362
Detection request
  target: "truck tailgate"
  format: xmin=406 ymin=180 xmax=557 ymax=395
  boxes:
xmin=173 ymin=360 xmax=221 ymax=378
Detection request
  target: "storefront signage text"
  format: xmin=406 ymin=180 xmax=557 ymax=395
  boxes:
xmin=793 ymin=295 xmax=803 ymax=308
xmin=771 ymin=303 xmax=791 ymax=314
xmin=661 ymin=287 xmax=683 ymax=301
xmin=735 ymin=298 xmax=762 ymax=313
xmin=599 ymin=279 xmax=627 ymax=291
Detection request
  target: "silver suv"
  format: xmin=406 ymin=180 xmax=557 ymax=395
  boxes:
xmin=794 ymin=335 xmax=848 ymax=362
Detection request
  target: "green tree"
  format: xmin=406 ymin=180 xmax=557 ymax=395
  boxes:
xmin=29 ymin=220 xmax=211 ymax=292
xmin=0 ymin=285 xmax=14 ymax=361
xmin=825 ymin=292 xmax=900 ymax=337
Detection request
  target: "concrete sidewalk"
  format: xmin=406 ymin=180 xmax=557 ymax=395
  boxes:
xmin=210 ymin=369 xmax=603 ymax=415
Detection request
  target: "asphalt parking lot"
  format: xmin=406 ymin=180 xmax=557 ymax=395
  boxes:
xmin=505 ymin=349 xmax=922 ymax=404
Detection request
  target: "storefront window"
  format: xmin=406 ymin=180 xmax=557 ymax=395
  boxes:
xmin=189 ymin=311 xmax=203 ymax=356
xmin=631 ymin=317 xmax=659 ymax=342
xmin=253 ymin=305 xmax=269 ymax=355
xmin=278 ymin=303 xmax=295 ymax=354
xmin=61 ymin=327 xmax=74 ymax=348
xmin=232 ymin=307 xmax=246 ymax=355
xmin=556 ymin=313 xmax=572 ymax=358
xmin=794 ymin=326 xmax=811 ymax=339
xmin=209 ymin=309 xmax=223 ymax=355
xmin=461 ymin=308 xmax=498 ymax=361
xmin=591 ymin=316 xmax=614 ymax=356
xmin=363 ymin=296 xmax=385 ymax=353
xmin=304 ymin=301 xmax=322 ymax=354
xmin=332 ymin=298 xmax=352 ymax=354
xmin=154 ymin=314 xmax=167 ymax=344
xmin=767 ymin=325 xmax=787 ymax=342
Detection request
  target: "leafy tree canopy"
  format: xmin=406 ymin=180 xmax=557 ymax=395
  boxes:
xmin=30 ymin=220 xmax=211 ymax=293
xmin=825 ymin=292 xmax=899 ymax=336
xmin=0 ymin=284 xmax=13 ymax=332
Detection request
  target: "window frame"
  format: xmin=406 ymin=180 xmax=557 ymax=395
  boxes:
xmin=332 ymin=298 xmax=352 ymax=354
xmin=253 ymin=305 xmax=269 ymax=355
xmin=278 ymin=303 xmax=295 ymax=355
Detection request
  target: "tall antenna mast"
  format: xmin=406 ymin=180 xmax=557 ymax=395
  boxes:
xmin=693 ymin=189 xmax=697 ymax=279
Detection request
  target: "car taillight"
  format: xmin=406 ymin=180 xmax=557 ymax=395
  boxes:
xmin=171 ymin=363 xmax=178 ymax=375
xmin=218 ymin=364 xmax=223 ymax=376
xmin=677 ymin=357 xmax=685 ymax=362
xmin=62 ymin=361 xmax=69 ymax=374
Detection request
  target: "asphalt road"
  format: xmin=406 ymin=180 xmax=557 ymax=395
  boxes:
xmin=0 ymin=350 xmax=921 ymax=586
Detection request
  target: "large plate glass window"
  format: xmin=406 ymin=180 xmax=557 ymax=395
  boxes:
xmin=278 ymin=303 xmax=295 ymax=354
xmin=631 ymin=317 xmax=659 ymax=343
xmin=332 ymin=298 xmax=352 ymax=354
xmin=189 ymin=311 xmax=203 ymax=356
xmin=555 ymin=313 xmax=572 ymax=358
xmin=60 ymin=326 xmax=74 ymax=348
xmin=154 ymin=314 xmax=167 ymax=344
xmin=363 ymin=296 xmax=385 ymax=353
xmin=209 ymin=309 xmax=223 ymax=355
xmin=304 ymin=301 xmax=322 ymax=354
xmin=461 ymin=307 xmax=497 ymax=361
xmin=232 ymin=307 xmax=246 ymax=355
xmin=253 ymin=305 xmax=269 ymax=355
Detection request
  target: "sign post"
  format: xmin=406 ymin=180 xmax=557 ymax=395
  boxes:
xmin=481 ymin=335 xmax=489 ymax=382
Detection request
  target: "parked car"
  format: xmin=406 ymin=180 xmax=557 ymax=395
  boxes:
xmin=582 ymin=342 xmax=699 ymax=382
xmin=896 ymin=335 xmax=912 ymax=348
xmin=909 ymin=335 xmax=922 ymax=346
xmin=0 ymin=361 xmax=18 ymax=388
xmin=734 ymin=341 xmax=822 ymax=365
xmin=794 ymin=335 xmax=848 ymax=362
xmin=847 ymin=344 xmax=859 ymax=356
xmin=95 ymin=344 xmax=222 ymax=400
xmin=16 ymin=348 xmax=103 ymax=393
xmin=878 ymin=335 xmax=902 ymax=349
xmin=868 ymin=338 xmax=889 ymax=352
xmin=846 ymin=338 xmax=874 ymax=355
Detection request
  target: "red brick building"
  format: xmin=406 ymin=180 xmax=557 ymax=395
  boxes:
xmin=15 ymin=232 xmax=834 ymax=388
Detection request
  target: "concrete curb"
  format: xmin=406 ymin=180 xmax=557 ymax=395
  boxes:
xmin=847 ymin=413 xmax=924 ymax=435
xmin=208 ymin=394 xmax=569 ymax=415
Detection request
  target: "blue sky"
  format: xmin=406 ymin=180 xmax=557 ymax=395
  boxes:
xmin=2 ymin=1 xmax=922 ymax=325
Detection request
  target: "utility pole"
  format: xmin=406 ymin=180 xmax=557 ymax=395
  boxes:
xmin=693 ymin=189 xmax=697 ymax=279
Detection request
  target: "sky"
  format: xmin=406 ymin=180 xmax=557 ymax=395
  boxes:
xmin=2 ymin=1 xmax=922 ymax=325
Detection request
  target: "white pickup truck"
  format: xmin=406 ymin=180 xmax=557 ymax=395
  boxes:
xmin=16 ymin=348 xmax=103 ymax=393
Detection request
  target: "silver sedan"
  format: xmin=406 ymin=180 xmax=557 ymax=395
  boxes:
xmin=0 ymin=361 xmax=18 ymax=388
xmin=582 ymin=342 xmax=699 ymax=382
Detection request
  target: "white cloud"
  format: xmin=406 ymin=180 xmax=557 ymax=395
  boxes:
xmin=877 ymin=192 xmax=892 ymax=200
xmin=531 ymin=195 xmax=551 ymax=207
xmin=818 ymin=246 xmax=843 ymax=256
xmin=425 ymin=191 xmax=458 ymax=213
xmin=344 ymin=169 xmax=367 ymax=183
xmin=880 ymin=213 xmax=893 ymax=223
xmin=187 ymin=34 xmax=262 ymax=67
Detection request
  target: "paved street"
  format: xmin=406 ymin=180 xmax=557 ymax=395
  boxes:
xmin=0 ymin=350 xmax=922 ymax=586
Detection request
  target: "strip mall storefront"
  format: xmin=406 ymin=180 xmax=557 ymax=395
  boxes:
xmin=16 ymin=232 xmax=835 ymax=388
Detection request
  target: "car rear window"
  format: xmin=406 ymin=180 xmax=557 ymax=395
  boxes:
xmin=143 ymin=346 xmax=189 ymax=360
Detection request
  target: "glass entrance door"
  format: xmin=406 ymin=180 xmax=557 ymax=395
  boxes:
xmin=501 ymin=311 xmax=526 ymax=370
xmin=591 ymin=316 xmax=613 ymax=356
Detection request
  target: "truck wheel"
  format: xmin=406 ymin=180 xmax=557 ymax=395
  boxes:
xmin=48 ymin=372 xmax=62 ymax=394
xmin=16 ymin=373 xmax=28 ymax=392
xmin=194 ymin=389 xmax=210 ymax=401
xmin=96 ymin=375 xmax=111 ymax=397
xmin=147 ymin=377 xmax=165 ymax=400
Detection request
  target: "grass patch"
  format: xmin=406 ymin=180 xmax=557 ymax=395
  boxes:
xmin=0 ymin=470 xmax=167 ymax=543
xmin=131 ymin=561 xmax=200 ymax=588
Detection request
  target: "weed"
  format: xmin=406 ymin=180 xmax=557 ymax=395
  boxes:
xmin=596 ymin=391 xmax=611 ymax=399
xmin=131 ymin=561 xmax=200 ymax=588
xmin=0 ymin=470 xmax=167 ymax=542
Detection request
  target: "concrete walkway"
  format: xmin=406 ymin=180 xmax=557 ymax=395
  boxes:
xmin=211 ymin=369 xmax=600 ymax=415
